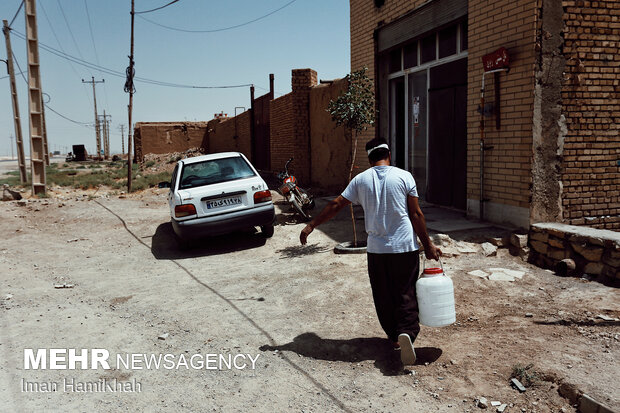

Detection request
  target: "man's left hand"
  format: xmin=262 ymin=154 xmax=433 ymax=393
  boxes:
xmin=425 ymin=243 xmax=442 ymax=260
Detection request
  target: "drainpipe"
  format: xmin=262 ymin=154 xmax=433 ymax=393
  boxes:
xmin=479 ymin=67 xmax=509 ymax=221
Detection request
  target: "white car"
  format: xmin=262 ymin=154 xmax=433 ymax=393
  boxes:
xmin=161 ymin=152 xmax=275 ymax=244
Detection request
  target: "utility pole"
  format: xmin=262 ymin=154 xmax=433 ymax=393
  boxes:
xmin=41 ymin=93 xmax=49 ymax=165
xmin=3 ymin=20 xmax=27 ymax=183
xmin=101 ymin=111 xmax=111 ymax=159
xmin=82 ymin=76 xmax=104 ymax=160
xmin=126 ymin=0 xmax=135 ymax=192
xmin=24 ymin=0 xmax=47 ymax=195
xmin=118 ymin=124 xmax=125 ymax=154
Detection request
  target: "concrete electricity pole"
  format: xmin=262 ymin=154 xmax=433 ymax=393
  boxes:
xmin=82 ymin=76 xmax=104 ymax=160
xmin=2 ymin=19 xmax=27 ymax=183
xmin=24 ymin=0 xmax=47 ymax=195
xmin=118 ymin=124 xmax=125 ymax=154
xmin=101 ymin=111 xmax=111 ymax=159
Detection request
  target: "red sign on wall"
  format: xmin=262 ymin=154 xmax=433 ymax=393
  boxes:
xmin=482 ymin=47 xmax=510 ymax=71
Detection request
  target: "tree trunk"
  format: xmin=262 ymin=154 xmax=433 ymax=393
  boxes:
xmin=349 ymin=131 xmax=358 ymax=247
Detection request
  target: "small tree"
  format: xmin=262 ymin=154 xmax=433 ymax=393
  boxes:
xmin=328 ymin=67 xmax=375 ymax=247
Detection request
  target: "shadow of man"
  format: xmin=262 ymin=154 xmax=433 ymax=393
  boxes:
xmin=260 ymin=332 xmax=442 ymax=376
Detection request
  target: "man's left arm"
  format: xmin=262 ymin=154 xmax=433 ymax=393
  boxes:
xmin=407 ymin=195 xmax=441 ymax=260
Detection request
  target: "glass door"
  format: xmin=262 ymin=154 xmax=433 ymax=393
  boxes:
xmin=408 ymin=71 xmax=428 ymax=198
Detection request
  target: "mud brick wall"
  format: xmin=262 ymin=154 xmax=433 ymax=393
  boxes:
xmin=309 ymin=78 xmax=352 ymax=193
xmin=205 ymin=111 xmax=252 ymax=160
xmin=560 ymin=0 xmax=620 ymax=230
xmin=529 ymin=223 xmax=620 ymax=281
xmin=134 ymin=122 xmax=209 ymax=162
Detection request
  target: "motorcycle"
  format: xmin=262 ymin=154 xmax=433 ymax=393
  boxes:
xmin=276 ymin=158 xmax=314 ymax=221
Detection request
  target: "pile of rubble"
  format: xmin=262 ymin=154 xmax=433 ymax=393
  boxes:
xmin=141 ymin=147 xmax=206 ymax=174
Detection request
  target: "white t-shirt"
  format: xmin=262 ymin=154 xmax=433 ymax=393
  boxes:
xmin=341 ymin=165 xmax=419 ymax=254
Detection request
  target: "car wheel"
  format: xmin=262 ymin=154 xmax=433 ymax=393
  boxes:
xmin=261 ymin=224 xmax=274 ymax=238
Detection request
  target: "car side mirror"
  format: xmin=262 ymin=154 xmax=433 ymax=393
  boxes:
xmin=158 ymin=181 xmax=171 ymax=188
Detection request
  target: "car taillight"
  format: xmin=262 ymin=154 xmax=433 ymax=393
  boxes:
xmin=254 ymin=190 xmax=272 ymax=203
xmin=175 ymin=204 xmax=197 ymax=217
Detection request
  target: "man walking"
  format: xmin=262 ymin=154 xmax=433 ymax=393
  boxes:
xmin=299 ymin=138 xmax=441 ymax=365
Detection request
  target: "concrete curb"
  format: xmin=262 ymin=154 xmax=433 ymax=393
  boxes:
xmin=579 ymin=394 xmax=618 ymax=413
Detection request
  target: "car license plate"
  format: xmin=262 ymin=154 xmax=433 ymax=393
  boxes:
xmin=206 ymin=196 xmax=242 ymax=209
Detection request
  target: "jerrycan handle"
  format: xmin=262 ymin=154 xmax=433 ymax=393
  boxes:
xmin=421 ymin=255 xmax=444 ymax=276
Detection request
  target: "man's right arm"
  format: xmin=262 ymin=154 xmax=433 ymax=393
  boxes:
xmin=300 ymin=195 xmax=351 ymax=245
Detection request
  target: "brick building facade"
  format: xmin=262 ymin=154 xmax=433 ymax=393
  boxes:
xmin=350 ymin=0 xmax=619 ymax=229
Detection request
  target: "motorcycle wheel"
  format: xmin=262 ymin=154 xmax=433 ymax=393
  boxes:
xmin=291 ymin=194 xmax=310 ymax=221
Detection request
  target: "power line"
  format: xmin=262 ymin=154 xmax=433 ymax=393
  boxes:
xmin=56 ymin=0 xmax=87 ymax=62
xmin=10 ymin=28 xmax=256 ymax=89
xmin=83 ymin=0 xmax=109 ymax=108
xmin=12 ymin=51 xmax=91 ymax=127
xmin=136 ymin=0 xmax=298 ymax=33
xmin=134 ymin=0 xmax=180 ymax=14
xmin=9 ymin=1 xmax=24 ymax=28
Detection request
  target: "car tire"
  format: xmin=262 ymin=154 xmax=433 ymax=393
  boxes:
xmin=261 ymin=224 xmax=274 ymax=238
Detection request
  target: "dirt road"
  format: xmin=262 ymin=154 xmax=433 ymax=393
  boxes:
xmin=1 ymin=188 xmax=618 ymax=412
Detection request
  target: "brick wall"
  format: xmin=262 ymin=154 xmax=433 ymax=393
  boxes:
xmin=270 ymin=93 xmax=295 ymax=176
xmin=560 ymin=0 xmax=620 ymax=230
xmin=467 ymin=0 xmax=538 ymax=213
xmin=206 ymin=111 xmax=252 ymax=159
xmin=350 ymin=0 xmax=428 ymax=173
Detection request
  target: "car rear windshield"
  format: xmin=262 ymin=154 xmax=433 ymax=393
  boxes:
xmin=179 ymin=156 xmax=256 ymax=189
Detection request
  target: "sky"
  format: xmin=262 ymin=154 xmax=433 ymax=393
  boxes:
xmin=0 ymin=0 xmax=350 ymax=157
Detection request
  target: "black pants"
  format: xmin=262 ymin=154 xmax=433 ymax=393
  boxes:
xmin=367 ymin=250 xmax=420 ymax=343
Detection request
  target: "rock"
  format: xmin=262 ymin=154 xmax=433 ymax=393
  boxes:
xmin=529 ymin=231 xmax=548 ymax=243
xmin=53 ymin=283 xmax=74 ymax=289
xmin=497 ymin=404 xmax=507 ymax=413
xmin=488 ymin=268 xmax=525 ymax=279
xmin=584 ymin=262 xmax=604 ymax=275
xmin=572 ymin=242 xmax=604 ymax=262
xmin=468 ymin=270 xmax=489 ymax=279
xmin=158 ymin=333 xmax=169 ymax=340
xmin=597 ymin=314 xmax=620 ymax=322
xmin=511 ymin=378 xmax=526 ymax=392
xmin=2 ymin=185 xmax=22 ymax=201
xmin=510 ymin=233 xmax=528 ymax=248
xmin=602 ymin=255 xmax=620 ymax=267
xmin=525 ymin=313 xmax=534 ymax=318
xmin=482 ymin=242 xmax=497 ymax=257
xmin=548 ymin=248 xmax=568 ymax=261
xmin=487 ymin=237 xmax=506 ymax=247
xmin=491 ymin=401 xmax=501 ymax=407
xmin=488 ymin=272 xmax=515 ymax=282
xmin=457 ymin=243 xmax=478 ymax=254
xmin=530 ymin=240 xmax=548 ymax=254
xmin=4 ymin=293 xmax=13 ymax=300
xmin=477 ymin=397 xmax=489 ymax=409
xmin=432 ymin=234 xmax=452 ymax=246
xmin=548 ymin=237 xmax=565 ymax=249
xmin=17 ymin=200 xmax=27 ymax=206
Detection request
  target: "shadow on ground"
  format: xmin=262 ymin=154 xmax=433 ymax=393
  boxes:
xmin=151 ymin=222 xmax=266 ymax=260
xmin=260 ymin=332 xmax=442 ymax=376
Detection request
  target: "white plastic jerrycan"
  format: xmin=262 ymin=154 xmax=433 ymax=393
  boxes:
xmin=416 ymin=258 xmax=456 ymax=327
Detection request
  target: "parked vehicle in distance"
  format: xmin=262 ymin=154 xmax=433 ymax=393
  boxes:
xmin=276 ymin=157 xmax=314 ymax=221
xmin=159 ymin=152 xmax=275 ymax=246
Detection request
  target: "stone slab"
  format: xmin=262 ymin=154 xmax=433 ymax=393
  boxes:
xmin=532 ymin=223 xmax=620 ymax=245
